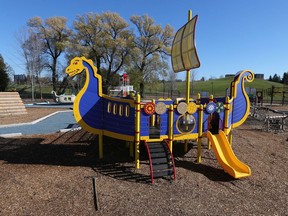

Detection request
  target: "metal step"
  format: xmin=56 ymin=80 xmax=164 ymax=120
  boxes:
xmin=150 ymin=152 xmax=167 ymax=158
xmin=145 ymin=141 xmax=176 ymax=183
xmin=152 ymin=163 xmax=173 ymax=171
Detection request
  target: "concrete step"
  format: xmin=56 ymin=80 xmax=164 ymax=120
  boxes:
xmin=0 ymin=92 xmax=27 ymax=116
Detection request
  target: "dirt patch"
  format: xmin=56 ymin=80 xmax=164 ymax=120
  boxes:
xmin=0 ymin=108 xmax=287 ymax=215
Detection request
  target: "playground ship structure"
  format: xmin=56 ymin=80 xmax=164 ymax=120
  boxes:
xmin=65 ymin=11 xmax=254 ymax=182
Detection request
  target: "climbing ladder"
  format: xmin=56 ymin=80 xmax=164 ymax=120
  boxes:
xmin=144 ymin=141 xmax=176 ymax=183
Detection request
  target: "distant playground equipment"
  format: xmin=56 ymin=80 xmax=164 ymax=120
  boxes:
xmin=65 ymin=11 xmax=254 ymax=182
xmin=108 ymin=73 xmax=135 ymax=98
xmin=51 ymin=90 xmax=76 ymax=104
xmin=253 ymin=86 xmax=288 ymax=106
xmin=269 ymin=86 xmax=288 ymax=105
xmin=256 ymin=90 xmax=263 ymax=105
xmin=251 ymin=106 xmax=288 ymax=132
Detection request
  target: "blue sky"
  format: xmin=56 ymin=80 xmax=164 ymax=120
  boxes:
xmin=1 ymin=0 xmax=288 ymax=80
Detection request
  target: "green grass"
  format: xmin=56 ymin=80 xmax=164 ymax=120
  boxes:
xmin=8 ymin=77 xmax=286 ymax=102
xmin=143 ymin=77 xmax=286 ymax=102
xmin=8 ymin=83 xmax=74 ymax=94
xmin=176 ymin=77 xmax=284 ymax=97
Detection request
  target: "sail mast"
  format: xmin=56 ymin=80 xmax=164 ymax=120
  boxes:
xmin=186 ymin=10 xmax=192 ymax=104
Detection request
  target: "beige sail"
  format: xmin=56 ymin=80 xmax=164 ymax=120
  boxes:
xmin=171 ymin=15 xmax=200 ymax=72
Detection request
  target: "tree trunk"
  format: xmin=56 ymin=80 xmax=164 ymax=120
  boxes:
xmin=52 ymin=58 xmax=57 ymax=91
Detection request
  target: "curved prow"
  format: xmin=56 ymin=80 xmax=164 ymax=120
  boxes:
xmin=229 ymin=70 xmax=254 ymax=128
xmin=207 ymin=130 xmax=251 ymax=178
xmin=51 ymin=90 xmax=59 ymax=103
xmin=65 ymin=57 xmax=103 ymax=134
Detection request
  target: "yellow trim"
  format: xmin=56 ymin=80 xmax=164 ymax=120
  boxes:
xmin=168 ymin=104 xmax=174 ymax=151
xmin=113 ymin=103 xmax=118 ymax=115
xmin=141 ymin=136 xmax=169 ymax=142
xmin=135 ymin=94 xmax=141 ymax=169
xmin=231 ymin=70 xmax=254 ymax=128
xmin=150 ymin=99 xmax=156 ymax=126
xmin=158 ymin=98 xmax=172 ymax=101
xmin=224 ymin=96 xmax=230 ymax=135
xmin=197 ymin=93 xmax=201 ymax=105
xmin=103 ymin=94 xmax=135 ymax=107
xmin=173 ymin=133 xmax=198 ymax=140
xmin=107 ymin=102 xmax=112 ymax=113
xmin=125 ymin=105 xmax=130 ymax=117
xmin=186 ymin=70 xmax=191 ymax=104
xmin=197 ymin=104 xmax=203 ymax=163
xmin=119 ymin=104 xmax=124 ymax=116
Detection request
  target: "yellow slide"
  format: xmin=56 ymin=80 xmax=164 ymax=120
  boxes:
xmin=207 ymin=130 xmax=251 ymax=178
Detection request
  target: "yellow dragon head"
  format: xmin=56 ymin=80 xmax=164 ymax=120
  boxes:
xmin=66 ymin=57 xmax=85 ymax=77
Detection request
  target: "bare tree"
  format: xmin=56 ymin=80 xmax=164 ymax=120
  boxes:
xmin=17 ymin=28 xmax=45 ymax=100
xmin=190 ymin=69 xmax=198 ymax=96
xmin=5 ymin=64 xmax=15 ymax=84
xmin=27 ymin=16 xmax=71 ymax=91
xmin=167 ymin=69 xmax=177 ymax=95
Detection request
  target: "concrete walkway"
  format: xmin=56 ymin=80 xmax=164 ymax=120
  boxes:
xmin=0 ymin=110 xmax=79 ymax=137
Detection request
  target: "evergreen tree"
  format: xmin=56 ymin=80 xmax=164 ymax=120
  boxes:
xmin=272 ymin=73 xmax=281 ymax=83
xmin=0 ymin=55 xmax=10 ymax=91
xmin=282 ymin=72 xmax=288 ymax=84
